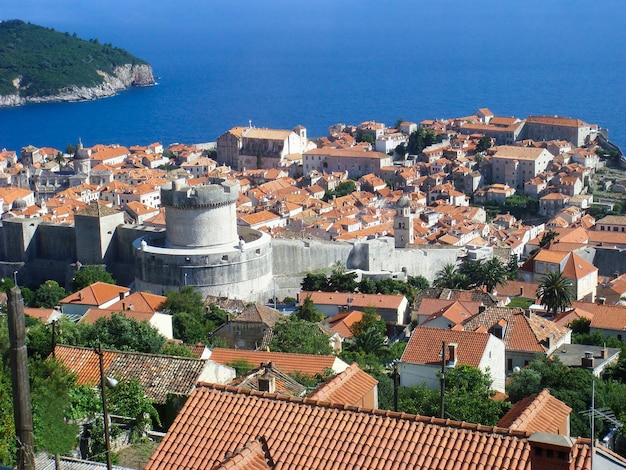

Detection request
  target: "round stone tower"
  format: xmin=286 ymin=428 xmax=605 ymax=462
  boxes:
xmin=162 ymin=178 xmax=240 ymax=248
xmin=133 ymin=179 xmax=273 ymax=302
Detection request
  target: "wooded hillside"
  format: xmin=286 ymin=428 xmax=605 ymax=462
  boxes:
xmin=0 ymin=20 xmax=149 ymax=97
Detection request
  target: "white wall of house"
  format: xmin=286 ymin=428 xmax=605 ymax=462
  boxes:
xmin=198 ymin=361 xmax=236 ymax=384
xmin=149 ymin=312 xmax=174 ymax=340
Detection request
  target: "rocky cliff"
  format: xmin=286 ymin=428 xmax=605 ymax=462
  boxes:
xmin=0 ymin=63 xmax=155 ymax=107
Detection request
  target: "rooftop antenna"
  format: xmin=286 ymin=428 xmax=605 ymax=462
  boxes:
xmin=248 ymin=120 xmax=253 ymax=129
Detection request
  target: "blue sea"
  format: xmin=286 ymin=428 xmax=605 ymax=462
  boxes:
xmin=1 ymin=0 xmax=625 ymax=152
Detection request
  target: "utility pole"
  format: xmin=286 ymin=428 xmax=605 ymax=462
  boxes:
xmin=393 ymin=361 xmax=399 ymax=412
xmin=96 ymin=343 xmax=114 ymax=470
xmin=440 ymin=341 xmax=446 ymax=420
xmin=51 ymin=319 xmax=58 ymax=357
xmin=7 ymin=286 xmax=35 ymax=470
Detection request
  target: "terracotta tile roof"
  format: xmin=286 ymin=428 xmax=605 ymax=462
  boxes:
xmin=526 ymin=115 xmax=589 ymax=128
xmin=497 ymin=389 xmax=571 ymax=435
xmin=402 ymin=326 xmax=490 ymax=367
xmin=326 ymin=310 xmax=366 ymax=338
xmin=413 ymin=288 xmax=498 ymax=313
xmin=145 ymin=383 xmax=540 ymax=470
xmin=492 ymin=146 xmax=548 ymax=161
xmin=423 ymin=300 xmax=479 ymax=325
xmin=496 ymin=281 xmax=539 ymax=299
xmin=212 ymin=438 xmax=274 ymax=469
xmin=571 ymin=301 xmax=626 ymax=331
xmin=107 ymin=292 xmax=166 ymax=313
xmin=60 ymin=282 xmax=130 ymax=306
xmin=234 ymin=304 xmax=284 ymax=327
xmin=299 ymin=291 xmax=405 ymax=310
xmin=561 ymin=252 xmax=597 ymax=280
xmin=552 ymin=307 xmax=594 ymax=328
xmin=461 ymin=307 xmax=568 ymax=353
xmin=208 ymin=348 xmax=347 ymax=376
xmin=532 ymin=249 xmax=569 ymax=264
xmin=308 ymin=363 xmax=378 ymax=406
xmin=54 ymin=345 xmax=208 ymax=404
xmin=23 ymin=307 xmax=58 ymax=323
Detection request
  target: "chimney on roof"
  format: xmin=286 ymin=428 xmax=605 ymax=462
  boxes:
xmin=598 ymin=297 xmax=606 ymax=305
xmin=519 ymin=286 xmax=524 ymax=297
xmin=119 ymin=292 xmax=125 ymax=301
xmin=258 ymin=363 xmax=275 ymax=393
xmin=478 ymin=305 xmax=486 ymax=314
xmin=122 ymin=302 xmax=126 ymax=311
xmin=77 ymin=292 xmax=82 ymax=301
xmin=528 ymin=433 xmax=574 ymax=470
xmin=582 ymin=351 xmax=595 ymax=368
xmin=600 ymin=344 xmax=608 ymax=359
xmin=447 ymin=343 xmax=458 ymax=367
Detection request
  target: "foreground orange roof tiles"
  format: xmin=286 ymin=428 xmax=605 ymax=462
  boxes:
xmin=308 ymin=363 xmax=378 ymax=407
xmin=497 ymin=389 xmax=571 ymax=435
xmin=144 ymin=383 xmax=596 ymax=470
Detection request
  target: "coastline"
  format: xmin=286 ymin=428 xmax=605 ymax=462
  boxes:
xmin=0 ymin=63 xmax=155 ymax=108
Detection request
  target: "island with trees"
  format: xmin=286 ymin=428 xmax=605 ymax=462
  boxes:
xmin=0 ymin=20 xmax=155 ymax=107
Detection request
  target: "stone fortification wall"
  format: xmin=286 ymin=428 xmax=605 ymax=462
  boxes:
xmin=37 ymin=223 xmax=76 ymax=261
xmin=162 ymin=180 xmax=239 ymax=248
xmin=74 ymin=210 xmax=125 ymax=265
xmin=272 ymin=237 xmax=460 ymax=281
xmin=134 ymin=227 xmax=272 ymax=302
xmin=272 ymin=238 xmax=354 ymax=274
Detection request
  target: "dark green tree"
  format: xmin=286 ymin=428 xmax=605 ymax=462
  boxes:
xmin=33 ymin=280 xmax=67 ymax=308
xmin=443 ymin=365 xmax=510 ymax=425
xmin=407 ymin=128 xmax=437 ymax=155
xmin=398 ymin=365 xmax=509 ymax=425
xmin=538 ymin=230 xmax=558 ymax=249
xmin=357 ymin=132 xmax=374 ymax=144
xmin=505 ymin=355 xmax=620 ymax=438
xmin=481 ymin=258 xmax=509 ymax=293
xmin=407 ymin=275 xmax=430 ymax=291
xmin=269 ymin=317 xmax=332 ymax=355
xmin=29 ymin=358 xmax=79 ymax=456
xmin=295 ymin=296 xmax=324 ymax=322
xmin=82 ymin=312 xmax=167 ymax=353
xmin=569 ymin=317 xmax=591 ymax=334
xmin=162 ymin=286 xmax=205 ymax=316
xmin=537 ymin=271 xmax=574 ymax=315
xmin=322 ymin=181 xmax=357 ymax=202
xmin=506 ymin=254 xmax=519 ymax=279
xmin=327 ymin=269 xmax=358 ymax=293
xmin=172 ymin=311 xmax=213 ymax=344
xmin=358 ymin=277 xmax=377 ymax=294
xmin=433 ymin=264 xmax=467 ymax=289
xmin=476 ymin=135 xmax=492 ymax=153
xmin=301 ymin=273 xmax=329 ymax=292
xmin=72 ymin=265 xmax=115 ymax=291
xmin=458 ymin=259 xmax=483 ymax=288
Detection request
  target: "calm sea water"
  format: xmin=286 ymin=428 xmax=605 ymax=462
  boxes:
xmin=1 ymin=1 xmax=625 ymax=152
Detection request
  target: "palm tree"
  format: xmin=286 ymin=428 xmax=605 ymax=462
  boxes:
xmin=481 ymin=258 xmax=508 ymax=293
xmin=537 ymin=270 xmax=574 ymax=315
xmin=434 ymin=264 xmax=467 ymax=289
